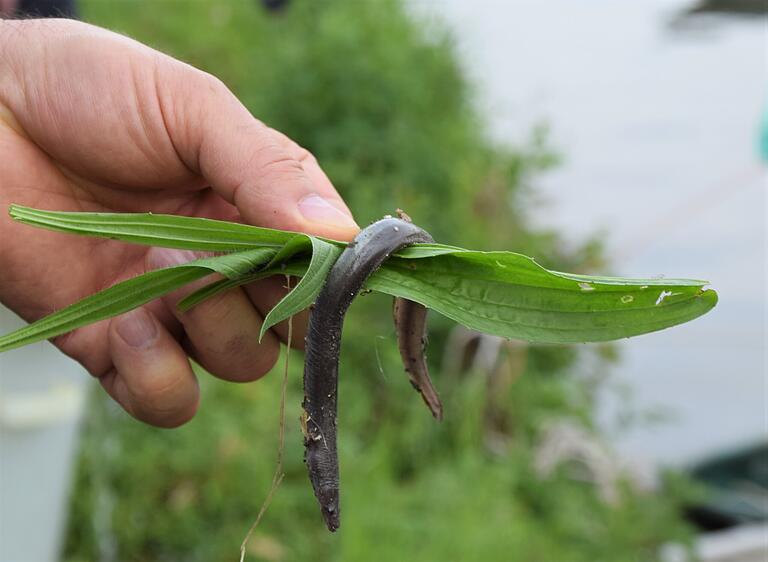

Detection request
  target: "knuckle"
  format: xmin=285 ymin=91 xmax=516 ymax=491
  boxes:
xmin=260 ymin=154 xmax=305 ymax=180
xmin=250 ymin=142 xmax=304 ymax=178
xmin=296 ymin=146 xmax=316 ymax=164
xmin=129 ymin=371 xmax=193 ymax=417
xmin=200 ymin=335 xmax=279 ymax=382
xmin=182 ymin=292 xmax=234 ymax=325
xmin=195 ymin=69 xmax=229 ymax=97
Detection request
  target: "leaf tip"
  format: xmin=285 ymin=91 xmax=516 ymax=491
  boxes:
xmin=698 ymin=286 xmax=719 ymax=309
xmin=8 ymin=204 xmax=35 ymax=224
xmin=257 ymin=323 xmax=269 ymax=343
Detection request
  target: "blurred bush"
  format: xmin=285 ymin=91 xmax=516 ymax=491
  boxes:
xmin=64 ymin=1 xmax=695 ymax=561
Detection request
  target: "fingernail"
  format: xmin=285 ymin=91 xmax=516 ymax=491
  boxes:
xmin=298 ymin=194 xmax=358 ymax=229
xmin=116 ymin=309 xmax=158 ymax=348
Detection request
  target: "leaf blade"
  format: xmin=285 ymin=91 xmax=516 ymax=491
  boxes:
xmin=367 ymin=251 xmax=716 ymax=343
xmin=258 ymin=238 xmax=342 ymax=341
xmin=0 ymin=268 xmax=207 ymax=352
xmin=0 ymin=249 xmax=276 ymax=352
xmin=10 ymin=205 xmax=313 ymax=251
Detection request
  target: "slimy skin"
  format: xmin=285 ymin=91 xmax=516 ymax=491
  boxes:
xmin=393 ymin=297 xmax=443 ymax=420
xmin=302 ymin=216 xmax=439 ymax=532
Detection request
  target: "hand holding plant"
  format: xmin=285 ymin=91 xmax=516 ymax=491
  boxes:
xmin=0 ymin=18 xmax=358 ymax=427
xmin=0 ymin=12 xmax=719 ymax=542
xmin=0 ymin=19 xmax=717 ymax=439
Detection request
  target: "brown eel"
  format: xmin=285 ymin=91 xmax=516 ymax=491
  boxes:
xmin=302 ymin=215 xmax=443 ymax=532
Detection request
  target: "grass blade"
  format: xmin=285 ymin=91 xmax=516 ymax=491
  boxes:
xmin=9 ymin=205 xmax=454 ymax=257
xmin=10 ymin=205 xmax=303 ymax=251
xmin=259 ymin=239 xmax=342 ymax=341
xmin=177 ymin=272 xmax=275 ymax=312
xmin=0 ymin=268 xmax=206 ymax=352
xmin=0 ymin=249 xmax=276 ymax=352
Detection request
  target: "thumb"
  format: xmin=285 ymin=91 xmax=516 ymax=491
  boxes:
xmin=159 ymin=64 xmax=359 ymax=240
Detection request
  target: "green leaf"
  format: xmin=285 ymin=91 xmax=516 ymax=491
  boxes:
xmin=196 ymin=249 xmax=277 ymax=279
xmin=8 ymin=205 xmax=446 ymax=257
xmin=0 ymin=268 xmax=204 ymax=353
xmin=177 ymin=271 xmax=274 ymax=312
xmin=259 ymin=238 xmax=342 ymax=341
xmin=1 ymin=206 xmax=718 ymax=352
xmin=172 ymin=250 xmax=718 ymax=345
xmin=263 ymin=234 xmax=313 ymax=269
xmin=393 ymin=243 xmax=466 ymax=259
xmin=178 ymin=236 xmax=341 ymax=342
xmin=365 ymin=251 xmax=717 ymax=343
xmin=0 ymin=249 xmax=276 ymax=353
xmin=9 ymin=205 xmax=306 ymax=252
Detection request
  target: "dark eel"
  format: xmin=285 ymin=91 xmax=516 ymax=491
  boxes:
xmin=302 ymin=216 xmax=443 ymax=532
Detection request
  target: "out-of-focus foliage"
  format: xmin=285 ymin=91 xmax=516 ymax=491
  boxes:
xmin=64 ymin=1 xmax=695 ymax=561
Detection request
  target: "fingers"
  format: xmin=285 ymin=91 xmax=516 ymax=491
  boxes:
xmin=103 ymin=247 xmax=289 ymax=427
xmin=105 ymin=307 xmax=199 ymax=428
xmin=154 ymin=64 xmax=359 ymax=240
xmin=243 ymin=275 xmax=310 ymax=350
xmin=147 ymin=247 xmax=280 ymax=382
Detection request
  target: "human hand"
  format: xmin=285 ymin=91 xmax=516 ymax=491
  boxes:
xmin=0 ymin=19 xmax=359 ymax=427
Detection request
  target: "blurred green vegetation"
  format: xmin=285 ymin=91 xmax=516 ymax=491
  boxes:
xmin=64 ymin=1 xmax=695 ymax=561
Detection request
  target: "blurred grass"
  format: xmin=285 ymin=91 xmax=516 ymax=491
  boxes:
xmin=63 ymin=1 xmax=696 ymax=561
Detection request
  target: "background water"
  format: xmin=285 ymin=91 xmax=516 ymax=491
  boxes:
xmin=413 ymin=0 xmax=766 ymax=465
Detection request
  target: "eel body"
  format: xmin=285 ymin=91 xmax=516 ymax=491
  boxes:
xmin=393 ymin=297 xmax=443 ymax=420
xmin=302 ymin=216 xmax=441 ymax=532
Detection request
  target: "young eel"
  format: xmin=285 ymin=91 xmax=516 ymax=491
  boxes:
xmin=392 ymin=297 xmax=443 ymax=420
xmin=302 ymin=216 xmax=443 ymax=532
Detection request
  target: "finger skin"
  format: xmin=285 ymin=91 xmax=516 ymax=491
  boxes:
xmin=106 ymin=308 xmax=199 ymax=428
xmin=244 ymin=275 xmax=309 ymax=350
xmin=0 ymin=19 xmax=359 ymax=240
xmin=183 ymin=97 xmax=360 ymax=240
xmin=148 ymin=43 xmax=361 ymax=240
xmin=147 ymin=247 xmax=280 ymax=382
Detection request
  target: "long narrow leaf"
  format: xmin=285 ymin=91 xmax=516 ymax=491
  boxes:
xmin=0 ymin=249 xmax=276 ymax=352
xmin=259 ymin=238 xmax=342 ymax=340
xmin=177 ymin=271 xmax=275 ymax=312
xmin=9 ymin=205 xmax=302 ymax=251
xmin=0 ymin=268 xmax=206 ymax=352
xmin=8 ymin=205 xmax=455 ymax=258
